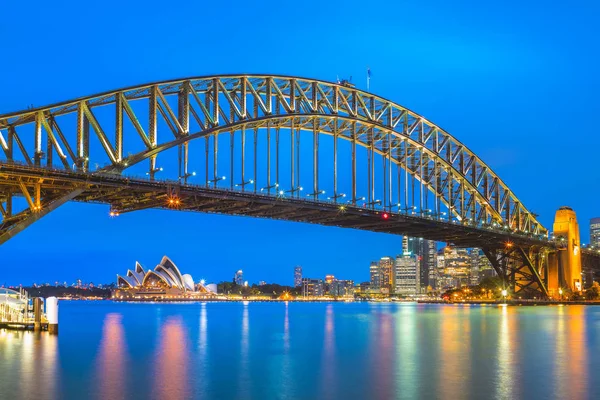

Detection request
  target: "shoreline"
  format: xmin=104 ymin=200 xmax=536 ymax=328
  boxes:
xmin=417 ymin=299 xmax=600 ymax=306
xmin=52 ymin=298 xmax=600 ymax=306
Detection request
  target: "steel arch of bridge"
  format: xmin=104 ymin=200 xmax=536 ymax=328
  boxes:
xmin=0 ymin=74 xmax=546 ymax=238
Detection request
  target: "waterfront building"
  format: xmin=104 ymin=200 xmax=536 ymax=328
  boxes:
xmin=394 ymin=253 xmax=419 ymax=295
xmin=115 ymin=256 xmax=216 ymax=300
xmin=358 ymin=281 xmax=371 ymax=293
xmin=302 ymin=278 xmax=324 ymax=297
xmin=0 ymin=288 xmax=30 ymax=323
xmin=234 ymin=270 xmax=244 ymax=286
xmin=591 ymin=218 xmax=600 ymax=248
xmin=294 ymin=266 xmax=303 ymax=287
xmin=379 ymin=256 xmax=394 ymax=294
xmin=438 ymin=247 xmax=472 ymax=289
xmin=324 ymin=274 xmax=335 ymax=294
xmin=329 ymin=279 xmax=355 ymax=297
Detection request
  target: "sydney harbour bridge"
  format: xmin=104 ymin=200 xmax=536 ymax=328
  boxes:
xmin=0 ymin=74 xmax=598 ymax=298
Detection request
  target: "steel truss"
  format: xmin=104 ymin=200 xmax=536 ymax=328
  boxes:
xmin=483 ymin=246 xmax=549 ymax=298
xmin=0 ymin=75 xmax=545 ymax=235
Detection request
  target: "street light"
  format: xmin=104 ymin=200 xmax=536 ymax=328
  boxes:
xmin=501 ymin=289 xmax=507 ymax=301
xmin=559 ymin=287 xmax=563 ymax=300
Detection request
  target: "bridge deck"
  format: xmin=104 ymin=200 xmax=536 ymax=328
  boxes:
xmin=0 ymin=163 xmax=554 ymax=249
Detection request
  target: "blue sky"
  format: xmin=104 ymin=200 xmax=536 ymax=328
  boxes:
xmin=1 ymin=0 xmax=599 ymax=286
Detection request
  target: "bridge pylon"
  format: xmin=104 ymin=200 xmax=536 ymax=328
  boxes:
xmin=549 ymin=206 xmax=582 ymax=296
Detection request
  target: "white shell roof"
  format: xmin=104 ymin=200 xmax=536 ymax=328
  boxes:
xmin=119 ymin=256 xmax=200 ymax=292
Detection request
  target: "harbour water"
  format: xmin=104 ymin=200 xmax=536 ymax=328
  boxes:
xmin=0 ymin=302 xmax=599 ymax=400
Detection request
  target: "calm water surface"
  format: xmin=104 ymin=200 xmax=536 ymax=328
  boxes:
xmin=0 ymin=302 xmax=599 ymax=400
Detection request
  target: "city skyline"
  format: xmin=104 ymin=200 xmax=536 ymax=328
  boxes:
xmin=1 ymin=0 xmax=599 ymax=285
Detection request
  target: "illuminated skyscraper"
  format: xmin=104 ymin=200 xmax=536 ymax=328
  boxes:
xmin=394 ymin=253 xmax=419 ymax=295
xmin=469 ymin=249 xmax=481 ymax=285
xmin=370 ymin=261 xmax=380 ymax=289
xmin=324 ymin=275 xmax=335 ymax=294
xmin=234 ymin=270 xmax=243 ymax=286
xmin=294 ymin=266 xmax=303 ymax=287
xmin=439 ymin=247 xmax=471 ymax=289
xmin=379 ymin=256 xmax=394 ymax=294
xmin=406 ymin=237 xmax=437 ymax=293
xmin=591 ymin=218 xmax=600 ymax=248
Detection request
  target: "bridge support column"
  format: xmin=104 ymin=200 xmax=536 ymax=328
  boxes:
xmin=552 ymin=206 xmax=582 ymax=294
xmin=547 ymin=251 xmax=559 ymax=297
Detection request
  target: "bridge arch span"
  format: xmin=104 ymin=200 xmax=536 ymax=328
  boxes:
xmin=0 ymin=74 xmax=545 ymax=241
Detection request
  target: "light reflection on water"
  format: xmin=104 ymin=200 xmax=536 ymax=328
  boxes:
xmin=0 ymin=330 xmax=59 ymax=399
xmin=318 ymin=304 xmax=336 ymax=399
xmin=238 ymin=301 xmax=251 ymax=400
xmin=496 ymin=305 xmax=517 ymax=400
xmin=554 ymin=306 xmax=588 ymax=400
xmin=1 ymin=302 xmax=600 ymax=400
xmin=95 ymin=313 xmax=128 ymax=400
xmin=153 ymin=315 xmax=190 ymax=400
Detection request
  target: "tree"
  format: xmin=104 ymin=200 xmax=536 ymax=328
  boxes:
xmin=585 ymin=282 xmax=600 ymax=300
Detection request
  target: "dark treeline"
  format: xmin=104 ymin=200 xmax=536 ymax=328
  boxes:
xmin=22 ymin=286 xmax=112 ymax=299
xmin=217 ymin=281 xmax=301 ymax=296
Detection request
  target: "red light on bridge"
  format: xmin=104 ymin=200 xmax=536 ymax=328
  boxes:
xmin=382 ymin=213 xmax=389 ymax=220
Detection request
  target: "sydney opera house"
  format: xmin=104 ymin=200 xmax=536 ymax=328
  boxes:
xmin=114 ymin=256 xmax=218 ymax=300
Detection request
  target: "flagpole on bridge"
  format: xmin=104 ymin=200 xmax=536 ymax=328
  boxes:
xmin=367 ymin=67 xmax=371 ymax=91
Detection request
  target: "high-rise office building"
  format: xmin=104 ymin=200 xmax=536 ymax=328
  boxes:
xmin=324 ymin=275 xmax=335 ymax=294
xmin=234 ymin=270 xmax=244 ymax=285
xmin=370 ymin=261 xmax=380 ymax=290
xmin=428 ymin=262 xmax=439 ymax=291
xmin=369 ymin=257 xmax=394 ymax=293
xmin=294 ymin=266 xmax=303 ymax=287
xmin=394 ymin=253 xmax=419 ymax=295
xmin=402 ymin=236 xmax=410 ymax=254
xmin=591 ymin=218 xmax=600 ymax=248
xmin=438 ymin=247 xmax=471 ymax=289
xmin=470 ymin=249 xmax=495 ymax=282
xmin=406 ymin=237 xmax=437 ymax=293
xmin=379 ymin=256 xmax=394 ymax=294
xmin=469 ymin=249 xmax=481 ymax=285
